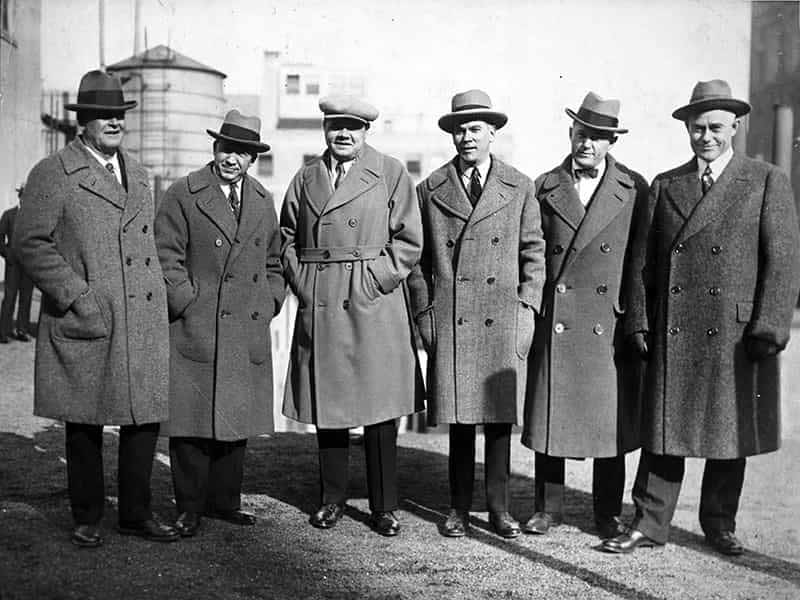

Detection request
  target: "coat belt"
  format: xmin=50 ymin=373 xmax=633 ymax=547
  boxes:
xmin=298 ymin=245 xmax=388 ymax=263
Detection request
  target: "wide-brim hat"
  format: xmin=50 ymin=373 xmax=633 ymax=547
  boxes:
xmin=672 ymin=79 xmax=751 ymax=121
xmin=565 ymin=91 xmax=628 ymax=134
xmin=64 ymin=70 xmax=138 ymax=112
xmin=319 ymin=95 xmax=379 ymax=125
xmin=207 ymin=109 xmax=270 ymax=153
xmin=438 ymin=89 xmax=508 ymax=133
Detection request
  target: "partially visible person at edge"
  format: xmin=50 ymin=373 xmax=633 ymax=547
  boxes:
xmin=0 ymin=182 xmax=35 ymax=343
xmin=13 ymin=70 xmax=178 ymax=548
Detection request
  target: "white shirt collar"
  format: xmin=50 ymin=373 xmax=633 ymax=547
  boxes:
xmin=82 ymin=139 xmax=122 ymax=184
xmin=458 ymin=156 xmax=491 ymax=184
xmin=328 ymin=155 xmax=356 ymax=183
xmin=697 ymin=147 xmax=734 ymax=181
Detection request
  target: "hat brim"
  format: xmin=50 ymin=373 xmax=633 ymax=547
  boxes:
xmin=64 ymin=101 xmax=138 ymax=112
xmin=438 ymin=109 xmax=508 ymax=133
xmin=671 ymin=98 xmax=751 ymax=121
xmin=565 ymin=108 xmax=628 ymax=134
xmin=207 ymin=130 xmax=271 ymax=153
xmin=323 ymin=114 xmax=372 ymax=125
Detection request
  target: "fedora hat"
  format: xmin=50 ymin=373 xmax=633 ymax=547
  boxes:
xmin=438 ymin=89 xmax=508 ymax=133
xmin=64 ymin=70 xmax=138 ymax=112
xmin=672 ymin=79 xmax=751 ymax=121
xmin=565 ymin=91 xmax=628 ymax=134
xmin=207 ymin=110 xmax=270 ymax=153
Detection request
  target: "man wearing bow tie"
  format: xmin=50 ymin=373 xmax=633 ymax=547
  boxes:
xmin=521 ymin=92 xmax=648 ymax=540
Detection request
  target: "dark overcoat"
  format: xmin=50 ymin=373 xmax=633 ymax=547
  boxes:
xmin=626 ymin=154 xmax=800 ymax=459
xmin=521 ymin=155 xmax=646 ymax=457
xmin=13 ymin=139 xmax=169 ymax=424
xmin=407 ymin=157 xmax=546 ymax=425
xmin=154 ymin=164 xmax=285 ymax=441
xmin=0 ymin=206 xmax=20 ymax=264
xmin=280 ymin=144 xmax=425 ymax=429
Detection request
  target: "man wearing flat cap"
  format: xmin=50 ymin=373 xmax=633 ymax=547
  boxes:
xmin=603 ymin=80 xmax=800 ymax=556
xmin=407 ymin=89 xmax=545 ymax=539
xmin=13 ymin=70 xmax=178 ymax=547
xmin=154 ymin=110 xmax=285 ymax=537
xmin=520 ymin=92 xmax=647 ymax=540
xmin=0 ymin=183 xmax=35 ymax=343
xmin=281 ymin=95 xmax=424 ymax=537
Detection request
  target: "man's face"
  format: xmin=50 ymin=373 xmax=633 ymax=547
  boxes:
xmin=213 ymin=140 xmax=254 ymax=184
xmin=570 ymin=122 xmax=616 ymax=169
xmin=324 ymin=117 xmax=367 ymax=162
xmin=452 ymin=120 xmax=495 ymax=165
xmin=82 ymin=111 xmax=126 ymax=156
xmin=685 ymin=109 xmax=739 ymax=163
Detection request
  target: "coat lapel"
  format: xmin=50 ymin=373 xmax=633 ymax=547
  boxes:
xmin=538 ymin=158 xmax=585 ymax=232
xmin=120 ymin=150 xmax=149 ymax=227
xmin=321 ymin=145 xmax=382 ymax=215
xmin=302 ymin=156 xmax=330 ymax=217
xmin=663 ymin=158 xmax=701 ymax=221
xmin=192 ymin=164 xmax=237 ymax=244
xmin=468 ymin=157 xmax=516 ymax=226
xmin=227 ymin=174 xmax=267 ymax=266
xmin=62 ymin=140 xmax=126 ymax=211
xmin=427 ymin=161 xmax=473 ymax=222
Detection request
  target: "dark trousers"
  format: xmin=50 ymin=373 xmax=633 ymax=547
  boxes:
xmin=0 ymin=261 xmax=33 ymax=336
xmin=632 ymin=450 xmax=746 ymax=544
xmin=534 ymin=452 xmax=626 ymax=522
xmin=317 ymin=419 xmax=398 ymax=513
xmin=449 ymin=423 xmax=512 ymax=514
xmin=65 ymin=421 xmax=159 ymax=525
xmin=169 ymin=437 xmax=247 ymax=514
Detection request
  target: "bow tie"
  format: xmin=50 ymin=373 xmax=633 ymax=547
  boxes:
xmin=574 ymin=167 xmax=598 ymax=179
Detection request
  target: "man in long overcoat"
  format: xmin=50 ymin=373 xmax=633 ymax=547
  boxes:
xmin=0 ymin=183 xmax=34 ymax=342
xmin=407 ymin=90 xmax=545 ymax=539
xmin=603 ymin=80 xmax=800 ymax=556
xmin=13 ymin=70 xmax=178 ymax=547
xmin=520 ymin=92 xmax=646 ymax=540
xmin=281 ymin=96 xmax=424 ymax=537
xmin=155 ymin=110 xmax=285 ymax=537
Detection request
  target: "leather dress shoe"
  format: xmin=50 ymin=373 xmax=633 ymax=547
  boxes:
xmin=204 ymin=509 xmax=256 ymax=526
xmin=0 ymin=334 xmax=9 ymax=344
xmin=71 ymin=524 xmax=102 ymax=548
xmin=441 ymin=508 xmax=469 ymax=538
xmin=522 ymin=511 xmax=561 ymax=535
xmin=118 ymin=517 xmax=180 ymax=542
xmin=706 ymin=530 xmax=744 ymax=556
xmin=369 ymin=511 xmax=401 ymax=537
xmin=309 ymin=503 xmax=345 ymax=529
xmin=14 ymin=330 xmax=30 ymax=342
xmin=595 ymin=516 xmax=629 ymax=539
xmin=601 ymin=528 xmax=661 ymax=554
xmin=490 ymin=511 xmax=521 ymax=539
xmin=174 ymin=512 xmax=201 ymax=537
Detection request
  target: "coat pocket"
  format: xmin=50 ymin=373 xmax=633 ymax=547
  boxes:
xmin=515 ymin=303 xmax=535 ymax=359
xmin=51 ymin=289 xmax=110 ymax=341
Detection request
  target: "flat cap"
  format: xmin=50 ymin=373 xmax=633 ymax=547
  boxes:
xmin=319 ymin=95 xmax=379 ymax=124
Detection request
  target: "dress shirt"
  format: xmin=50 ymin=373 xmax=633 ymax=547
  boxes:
xmin=328 ymin=156 xmax=355 ymax=188
xmin=696 ymin=147 xmax=734 ymax=183
xmin=458 ymin=157 xmax=491 ymax=193
xmin=83 ymin=140 xmax=122 ymax=186
xmin=572 ymin=158 xmax=606 ymax=207
xmin=218 ymin=178 xmax=243 ymax=204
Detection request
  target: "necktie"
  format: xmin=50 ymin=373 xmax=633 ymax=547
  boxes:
xmin=701 ymin=165 xmax=714 ymax=194
xmin=228 ymin=185 xmax=240 ymax=221
xmin=469 ymin=168 xmax=482 ymax=205
xmin=334 ymin=162 xmax=345 ymax=190
xmin=575 ymin=167 xmax=598 ymax=179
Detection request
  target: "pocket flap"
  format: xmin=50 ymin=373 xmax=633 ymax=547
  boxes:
xmin=736 ymin=301 xmax=753 ymax=323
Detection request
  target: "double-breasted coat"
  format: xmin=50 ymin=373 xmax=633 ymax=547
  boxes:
xmin=14 ymin=139 xmax=169 ymax=424
xmin=626 ymin=154 xmax=800 ymax=459
xmin=407 ymin=157 xmax=546 ymax=425
xmin=280 ymin=144 xmax=424 ymax=429
xmin=155 ymin=164 xmax=285 ymax=441
xmin=520 ymin=155 xmax=646 ymax=457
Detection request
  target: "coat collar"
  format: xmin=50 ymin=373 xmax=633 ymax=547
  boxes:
xmin=537 ymin=157 xmax=585 ymax=230
xmin=190 ymin=163 xmax=238 ymax=244
xmin=302 ymin=145 xmax=383 ymax=216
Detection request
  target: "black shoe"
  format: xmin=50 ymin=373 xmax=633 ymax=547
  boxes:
xmin=0 ymin=335 xmax=9 ymax=344
xmin=204 ymin=509 xmax=256 ymax=526
xmin=490 ymin=511 xmax=521 ymax=539
xmin=601 ymin=528 xmax=661 ymax=554
xmin=310 ymin=503 xmax=345 ymax=529
xmin=369 ymin=511 xmax=400 ymax=537
xmin=118 ymin=517 xmax=180 ymax=542
xmin=14 ymin=330 xmax=30 ymax=342
xmin=705 ymin=530 xmax=744 ymax=556
xmin=441 ymin=508 xmax=469 ymax=538
xmin=595 ymin=516 xmax=628 ymax=539
xmin=174 ymin=512 xmax=201 ymax=537
xmin=71 ymin=524 xmax=102 ymax=548
xmin=522 ymin=511 xmax=561 ymax=535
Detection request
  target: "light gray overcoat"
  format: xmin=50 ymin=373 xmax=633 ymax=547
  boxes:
xmin=407 ymin=157 xmax=546 ymax=425
xmin=626 ymin=154 xmax=800 ymax=459
xmin=14 ymin=139 xmax=169 ymax=424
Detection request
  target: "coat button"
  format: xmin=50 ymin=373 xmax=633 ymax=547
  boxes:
xmin=145 ymin=257 xmax=151 ymax=266
xmin=554 ymin=322 xmax=565 ymax=333
xmin=253 ymin=273 xmax=259 ymax=282
xmin=709 ymin=286 xmax=721 ymax=296
xmin=491 ymin=236 xmax=500 ymax=245
xmin=255 ymin=238 xmax=261 ymax=246
xmin=342 ymin=300 xmax=350 ymax=310
xmin=552 ymin=244 xmax=564 ymax=255
xmin=348 ymin=218 xmax=358 ymax=227
xmin=215 ymin=239 xmax=223 ymax=247
xmin=596 ymin=284 xmax=608 ymax=295
xmin=125 ymin=257 xmax=132 ymax=266
xmin=352 ymin=249 xmax=361 ymax=257
xmin=322 ymin=250 xmax=331 ymax=259
xmin=251 ymin=312 xmax=260 ymax=319
xmin=446 ymin=239 xmax=455 ymax=248
xmin=593 ymin=323 xmax=604 ymax=335
xmin=146 ymin=292 xmax=152 ymax=301
xmin=555 ymin=283 xmax=567 ymax=294
xmin=220 ymin=310 xmax=230 ymax=318
xmin=674 ymin=243 xmax=685 ymax=254
xmin=600 ymin=242 xmax=611 ymax=253
xmin=142 ymin=224 xmax=148 ymax=233
xmin=344 ymin=263 xmax=353 ymax=271
xmin=485 ymin=318 xmax=493 ymax=327
xmin=707 ymin=327 xmax=719 ymax=336
xmin=224 ymin=273 xmax=234 ymax=281
xmin=317 ymin=264 xmax=326 ymax=271
xmin=486 ymin=276 xmax=496 ymax=285
xmin=711 ymin=245 xmax=722 ymax=254
xmin=670 ymin=285 xmax=682 ymax=294
xmin=669 ymin=326 xmax=680 ymax=335
xmin=457 ymin=317 xmax=465 ymax=325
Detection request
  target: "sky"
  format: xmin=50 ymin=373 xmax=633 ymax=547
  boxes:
xmin=40 ymin=0 xmax=753 ymax=180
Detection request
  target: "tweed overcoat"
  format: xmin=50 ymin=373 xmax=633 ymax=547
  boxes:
xmin=520 ymin=155 xmax=646 ymax=457
xmin=626 ymin=154 xmax=800 ymax=459
xmin=13 ymin=139 xmax=169 ymax=424
xmin=407 ymin=157 xmax=546 ymax=425
xmin=154 ymin=164 xmax=285 ymax=441
xmin=280 ymin=144 xmax=424 ymax=429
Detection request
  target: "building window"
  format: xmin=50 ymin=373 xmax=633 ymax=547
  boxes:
xmin=406 ymin=157 xmax=422 ymax=177
xmin=305 ymin=80 xmax=320 ymax=95
xmin=302 ymin=154 xmax=318 ymax=165
xmin=285 ymin=74 xmax=300 ymax=94
xmin=258 ymin=154 xmax=274 ymax=177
